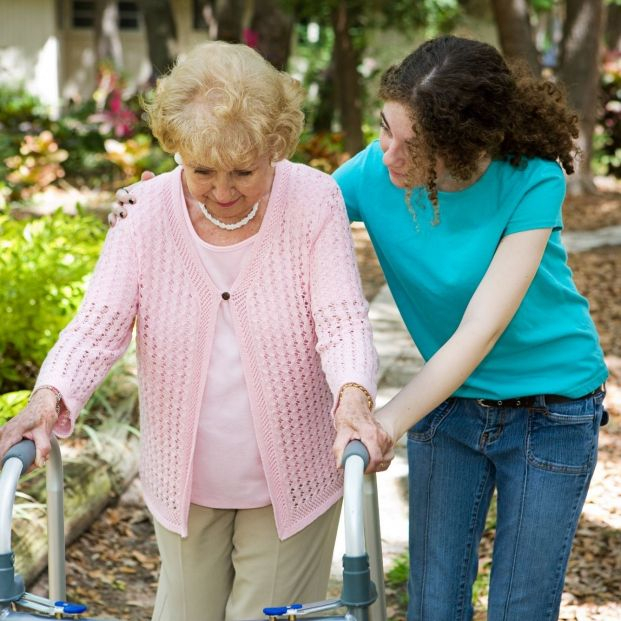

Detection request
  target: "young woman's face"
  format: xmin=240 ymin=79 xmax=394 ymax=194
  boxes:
xmin=182 ymin=155 xmax=274 ymax=220
xmin=379 ymin=101 xmax=429 ymax=189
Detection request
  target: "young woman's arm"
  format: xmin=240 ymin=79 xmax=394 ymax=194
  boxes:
xmin=376 ymin=227 xmax=552 ymax=442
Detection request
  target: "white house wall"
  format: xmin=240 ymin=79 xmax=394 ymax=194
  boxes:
xmin=0 ymin=0 xmax=60 ymax=114
xmin=59 ymin=0 xmax=151 ymax=103
xmin=1 ymin=0 xmax=218 ymax=106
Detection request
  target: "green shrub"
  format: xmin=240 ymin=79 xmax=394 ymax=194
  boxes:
xmin=0 ymin=390 xmax=30 ymax=425
xmin=0 ymin=85 xmax=51 ymax=183
xmin=0 ymin=209 xmax=106 ymax=392
xmin=5 ymin=131 xmax=69 ymax=199
xmin=594 ymin=51 xmax=621 ymax=178
xmin=0 ymin=85 xmax=47 ymax=130
xmin=294 ymin=131 xmax=349 ymax=173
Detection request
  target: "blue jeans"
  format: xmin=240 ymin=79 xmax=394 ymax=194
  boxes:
xmin=406 ymin=391 xmax=606 ymax=621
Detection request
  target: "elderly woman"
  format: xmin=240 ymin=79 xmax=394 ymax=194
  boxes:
xmin=0 ymin=42 xmax=391 ymax=621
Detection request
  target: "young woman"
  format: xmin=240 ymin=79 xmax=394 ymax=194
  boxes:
xmin=333 ymin=35 xmax=608 ymax=621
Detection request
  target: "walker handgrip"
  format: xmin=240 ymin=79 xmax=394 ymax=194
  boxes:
xmin=1 ymin=439 xmax=36 ymax=472
xmin=341 ymin=440 xmax=370 ymax=469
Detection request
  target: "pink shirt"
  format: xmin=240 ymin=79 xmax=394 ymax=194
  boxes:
xmin=184 ymin=207 xmax=270 ymax=508
xmin=36 ymin=161 xmax=378 ymax=539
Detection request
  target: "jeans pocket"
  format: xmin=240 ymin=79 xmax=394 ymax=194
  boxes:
xmin=527 ymin=397 xmax=600 ymax=475
xmin=407 ymin=398 xmax=457 ymax=443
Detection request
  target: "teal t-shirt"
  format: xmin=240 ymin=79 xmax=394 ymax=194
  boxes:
xmin=333 ymin=141 xmax=607 ymax=399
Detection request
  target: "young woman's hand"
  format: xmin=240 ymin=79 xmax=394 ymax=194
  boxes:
xmin=108 ymin=170 xmax=155 ymax=226
xmin=0 ymin=388 xmax=59 ymax=468
xmin=333 ymin=386 xmax=395 ymax=474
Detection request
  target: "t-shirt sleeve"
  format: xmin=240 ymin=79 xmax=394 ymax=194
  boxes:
xmin=504 ymin=161 xmax=565 ymax=236
xmin=332 ymin=152 xmax=364 ymax=222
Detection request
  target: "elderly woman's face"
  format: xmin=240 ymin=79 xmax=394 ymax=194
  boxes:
xmin=182 ymin=155 xmax=274 ymax=219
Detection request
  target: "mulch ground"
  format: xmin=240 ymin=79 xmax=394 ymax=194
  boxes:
xmin=29 ymin=186 xmax=621 ymax=621
xmin=563 ymin=178 xmax=621 ymax=231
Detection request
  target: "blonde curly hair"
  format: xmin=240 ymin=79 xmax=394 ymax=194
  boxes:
xmin=144 ymin=41 xmax=305 ymax=169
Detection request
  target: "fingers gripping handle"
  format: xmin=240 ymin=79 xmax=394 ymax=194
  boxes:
xmin=1 ymin=440 xmax=36 ymax=472
xmin=341 ymin=439 xmax=370 ymax=469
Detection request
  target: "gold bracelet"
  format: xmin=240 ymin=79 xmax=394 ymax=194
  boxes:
xmin=30 ymin=385 xmax=63 ymax=418
xmin=337 ymin=382 xmax=374 ymax=411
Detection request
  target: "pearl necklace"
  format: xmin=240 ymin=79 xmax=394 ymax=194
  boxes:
xmin=198 ymin=201 xmax=259 ymax=231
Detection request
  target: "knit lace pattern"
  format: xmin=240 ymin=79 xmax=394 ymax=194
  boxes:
xmin=36 ymin=161 xmax=378 ymax=538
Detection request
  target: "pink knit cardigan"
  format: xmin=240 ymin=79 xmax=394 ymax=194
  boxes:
xmin=35 ymin=161 xmax=378 ymax=539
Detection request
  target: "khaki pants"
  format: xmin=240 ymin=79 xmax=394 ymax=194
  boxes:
xmin=152 ymin=501 xmax=341 ymax=621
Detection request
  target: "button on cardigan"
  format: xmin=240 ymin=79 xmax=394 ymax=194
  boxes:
xmin=35 ymin=161 xmax=378 ymax=539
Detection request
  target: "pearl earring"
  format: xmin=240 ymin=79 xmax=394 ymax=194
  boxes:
xmin=174 ymin=153 xmax=184 ymax=166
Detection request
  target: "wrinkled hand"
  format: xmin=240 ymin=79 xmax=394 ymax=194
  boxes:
xmin=333 ymin=387 xmax=395 ymax=474
xmin=108 ymin=170 xmax=155 ymax=227
xmin=0 ymin=389 xmax=58 ymax=468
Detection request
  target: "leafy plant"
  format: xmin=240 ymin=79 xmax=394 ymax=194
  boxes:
xmin=0 ymin=390 xmax=30 ymax=425
xmin=385 ymin=552 xmax=410 ymax=611
xmin=5 ymin=131 xmax=69 ymax=198
xmin=89 ymin=64 xmax=141 ymax=139
xmin=0 ymin=85 xmax=51 ymax=183
xmin=0 ymin=84 xmax=47 ymax=130
xmin=0 ymin=209 xmax=106 ymax=392
xmin=294 ymin=131 xmax=349 ymax=173
xmin=594 ymin=51 xmax=621 ymax=178
xmin=104 ymin=133 xmax=175 ymax=183
xmin=51 ymin=107 xmax=116 ymax=189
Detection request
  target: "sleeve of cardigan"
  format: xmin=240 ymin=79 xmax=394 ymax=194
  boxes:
xmin=34 ymin=216 xmax=139 ymax=437
xmin=310 ymin=182 xmax=379 ymax=411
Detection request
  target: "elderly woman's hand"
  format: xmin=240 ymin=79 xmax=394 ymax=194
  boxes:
xmin=108 ymin=170 xmax=155 ymax=227
xmin=333 ymin=386 xmax=395 ymax=474
xmin=0 ymin=388 xmax=59 ymax=468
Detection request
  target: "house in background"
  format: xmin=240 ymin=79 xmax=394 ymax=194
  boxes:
xmin=0 ymin=0 xmax=212 ymax=114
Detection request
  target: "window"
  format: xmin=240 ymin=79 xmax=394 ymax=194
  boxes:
xmin=71 ymin=0 xmax=140 ymax=30
xmin=193 ymin=0 xmax=210 ymax=31
xmin=72 ymin=0 xmax=94 ymax=28
xmin=118 ymin=1 xmax=139 ymax=30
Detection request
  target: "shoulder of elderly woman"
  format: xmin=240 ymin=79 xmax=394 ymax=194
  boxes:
xmin=287 ymin=162 xmax=344 ymax=204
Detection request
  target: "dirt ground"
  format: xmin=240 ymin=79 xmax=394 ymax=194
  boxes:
xmin=29 ymin=187 xmax=621 ymax=621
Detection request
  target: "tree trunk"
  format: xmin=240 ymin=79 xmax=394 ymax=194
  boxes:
xmin=212 ymin=0 xmax=245 ymax=42
xmin=331 ymin=0 xmax=364 ymax=156
xmin=558 ymin=0 xmax=605 ymax=194
xmin=605 ymin=3 xmax=621 ymax=51
xmin=490 ymin=0 xmax=540 ymax=74
xmin=313 ymin=57 xmax=336 ymax=133
xmin=136 ymin=0 xmax=178 ymax=81
xmin=251 ymin=0 xmax=294 ymax=70
xmin=93 ymin=0 xmax=123 ymax=70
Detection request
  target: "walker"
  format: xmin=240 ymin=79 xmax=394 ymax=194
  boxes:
xmin=0 ymin=438 xmax=388 ymax=621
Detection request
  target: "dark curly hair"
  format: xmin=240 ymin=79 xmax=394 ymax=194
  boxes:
xmin=379 ymin=35 xmax=579 ymax=210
